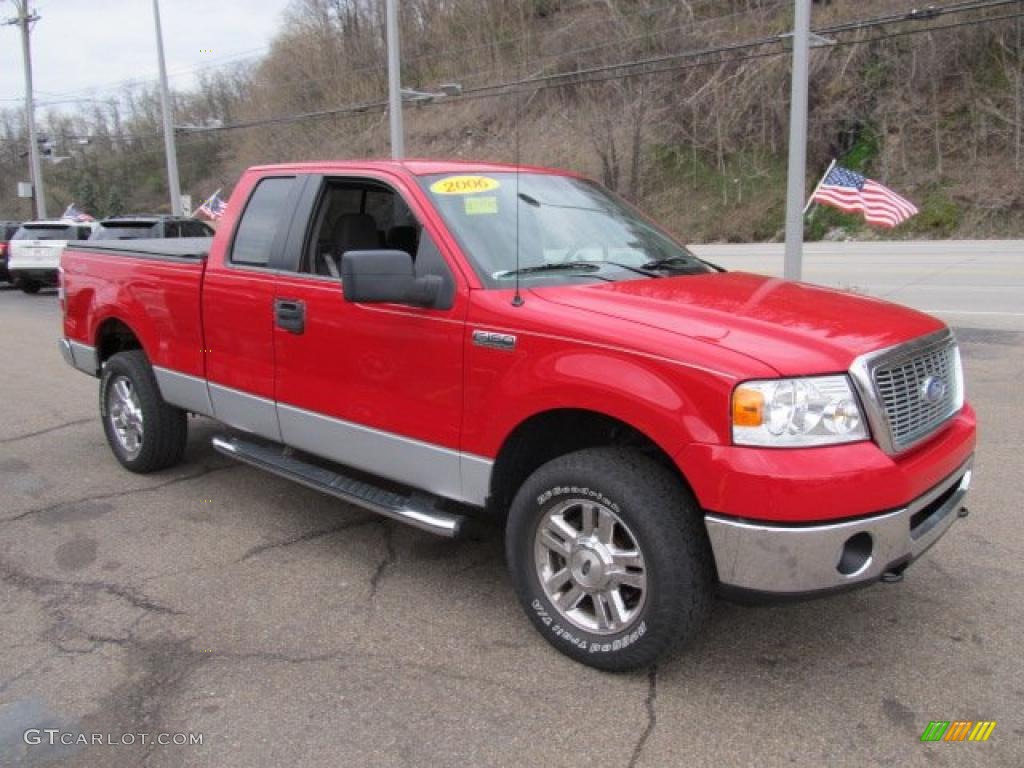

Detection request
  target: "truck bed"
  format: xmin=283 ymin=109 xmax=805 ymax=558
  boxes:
xmin=62 ymin=239 xmax=209 ymax=380
xmin=72 ymin=237 xmax=212 ymax=261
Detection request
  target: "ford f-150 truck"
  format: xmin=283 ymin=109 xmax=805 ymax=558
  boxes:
xmin=59 ymin=161 xmax=976 ymax=671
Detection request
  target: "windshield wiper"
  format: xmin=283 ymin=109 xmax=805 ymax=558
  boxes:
xmin=497 ymin=260 xmax=663 ymax=279
xmin=642 ymin=255 xmax=725 ymax=273
xmin=495 ymin=261 xmax=603 ymax=278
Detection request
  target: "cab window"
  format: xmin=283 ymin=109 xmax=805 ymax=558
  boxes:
xmin=303 ymin=179 xmax=424 ymax=279
xmin=298 ymin=178 xmax=455 ymax=308
xmin=231 ymin=176 xmax=296 ymax=267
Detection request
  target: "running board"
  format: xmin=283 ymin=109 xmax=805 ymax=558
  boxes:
xmin=212 ymin=435 xmax=465 ymax=538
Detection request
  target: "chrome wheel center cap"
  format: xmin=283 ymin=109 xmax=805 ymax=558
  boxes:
xmin=570 ymin=539 xmax=613 ymax=591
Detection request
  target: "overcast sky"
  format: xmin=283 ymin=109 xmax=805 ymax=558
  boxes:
xmin=0 ymin=0 xmax=290 ymax=110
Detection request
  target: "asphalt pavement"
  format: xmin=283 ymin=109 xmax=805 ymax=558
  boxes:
xmin=1 ymin=245 xmax=1022 ymax=767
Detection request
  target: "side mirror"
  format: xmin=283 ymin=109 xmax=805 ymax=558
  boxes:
xmin=340 ymin=249 xmax=442 ymax=308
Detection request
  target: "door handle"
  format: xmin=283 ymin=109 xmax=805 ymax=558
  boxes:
xmin=274 ymin=298 xmax=305 ymax=334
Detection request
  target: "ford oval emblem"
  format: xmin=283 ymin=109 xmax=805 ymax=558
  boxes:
xmin=920 ymin=376 xmax=947 ymax=404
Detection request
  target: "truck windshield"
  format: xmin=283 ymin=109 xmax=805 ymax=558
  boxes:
xmin=420 ymin=172 xmax=711 ymax=288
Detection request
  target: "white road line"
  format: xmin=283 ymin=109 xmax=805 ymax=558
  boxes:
xmin=922 ymin=309 xmax=1024 ymax=317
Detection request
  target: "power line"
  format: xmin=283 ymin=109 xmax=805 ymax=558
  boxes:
xmin=251 ymin=0 xmax=789 ymax=95
xmin=8 ymin=1 xmax=1023 ymax=141
xmin=12 ymin=0 xmax=761 ymax=107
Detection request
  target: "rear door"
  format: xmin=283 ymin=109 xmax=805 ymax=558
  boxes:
xmin=201 ymin=174 xmax=305 ymax=440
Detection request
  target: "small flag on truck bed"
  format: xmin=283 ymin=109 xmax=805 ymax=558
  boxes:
xmin=810 ymin=164 xmax=918 ymax=228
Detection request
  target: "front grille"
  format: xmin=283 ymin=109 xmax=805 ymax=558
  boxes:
xmin=871 ymin=335 xmax=961 ymax=452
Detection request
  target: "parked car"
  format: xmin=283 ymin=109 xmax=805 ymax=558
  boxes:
xmin=58 ymin=160 xmax=976 ymax=671
xmin=0 ymin=220 xmax=21 ymax=283
xmin=89 ymin=215 xmax=213 ymax=241
xmin=9 ymin=219 xmax=97 ymax=293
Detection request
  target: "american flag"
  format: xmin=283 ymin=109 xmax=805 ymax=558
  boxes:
xmin=196 ymin=190 xmax=227 ymax=220
xmin=811 ymin=165 xmax=919 ymax=228
xmin=62 ymin=203 xmax=95 ymax=222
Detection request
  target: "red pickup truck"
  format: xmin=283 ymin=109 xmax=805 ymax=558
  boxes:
xmin=60 ymin=160 xmax=976 ymax=670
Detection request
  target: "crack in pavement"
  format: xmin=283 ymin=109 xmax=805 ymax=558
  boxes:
xmin=0 ymin=417 xmax=93 ymax=444
xmin=212 ymin=649 xmax=350 ymax=665
xmin=81 ymin=635 xmax=205 ymax=768
xmin=369 ymin=519 xmax=396 ymax=600
xmin=205 ymin=647 xmax=539 ymax=699
xmin=1 ymin=463 xmax=239 ymax=523
xmin=0 ymin=555 xmax=183 ymax=616
xmin=239 ymin=516 xmax=377 ymax=562
xmin=627 ymin=665 xmax=658 ymax=768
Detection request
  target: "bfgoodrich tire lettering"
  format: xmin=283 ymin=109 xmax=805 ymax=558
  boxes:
xmin=100 ymin=350 xmax=188 ymax=473
xmin=506 ymin=447 xmax=712 ymax=672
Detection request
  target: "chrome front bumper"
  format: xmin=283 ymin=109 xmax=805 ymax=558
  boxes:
xmin=705 ymin=458 xmax=973 ymax=597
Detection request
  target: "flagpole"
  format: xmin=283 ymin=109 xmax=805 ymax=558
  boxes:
xmin=803 ymin=158 xmax=836 ymax=215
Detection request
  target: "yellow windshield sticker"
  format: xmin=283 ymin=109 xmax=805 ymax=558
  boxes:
xmin=465 ymin=196 xmax=498 ymax=215
xmin=430 ymin=175 xmax=500 ymax=195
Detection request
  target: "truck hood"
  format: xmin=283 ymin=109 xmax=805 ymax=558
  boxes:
xmin=532 ymin=272 xmax=945 ymax=376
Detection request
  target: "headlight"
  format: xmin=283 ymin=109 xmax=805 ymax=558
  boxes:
xmin=732 ymin=375 xmax=868 ymax=447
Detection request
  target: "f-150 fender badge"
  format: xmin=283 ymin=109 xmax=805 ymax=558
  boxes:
xmin=472 ymin=330 xmax=516 ymax=351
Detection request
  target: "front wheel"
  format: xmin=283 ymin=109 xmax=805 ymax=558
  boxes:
xmin=506 ymin=447 xmax=713 ymax=672
xmin=100 ymin=350 xmax=188 ymax=473
xmin=19 ymin=280 xmax=41 ymax=294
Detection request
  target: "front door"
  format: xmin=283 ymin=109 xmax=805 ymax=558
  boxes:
xmin=271 ymin=173 xmax=473 ymax=502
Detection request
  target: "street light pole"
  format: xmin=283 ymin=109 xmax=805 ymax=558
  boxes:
xmin=783 ymin=0 xmax=811 ymax=281
xmin=152 ymin=0 xmax=182 ymax=215
xmin=385 ymin=0 xmax=404 ymax=159
xmin=7 ymin=1 xmax=47 ymax=218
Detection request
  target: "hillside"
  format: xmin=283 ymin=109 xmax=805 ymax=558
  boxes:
xmin=1 ymin=0 xmax=1022 ymax=242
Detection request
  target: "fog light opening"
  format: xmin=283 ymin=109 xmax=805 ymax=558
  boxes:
xmin=837 ymin=532 xmax=873 ymax=576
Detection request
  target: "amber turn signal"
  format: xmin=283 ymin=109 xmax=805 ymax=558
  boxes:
xmin=732 ymin=387 xmax=765 ymax=427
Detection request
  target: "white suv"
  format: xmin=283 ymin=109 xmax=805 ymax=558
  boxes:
xmin=8 ymin=220 xmax=97 ymax=294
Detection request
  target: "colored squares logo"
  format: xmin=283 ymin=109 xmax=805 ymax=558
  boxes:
xmin=920 ymin=720 xmax=996 ymax=742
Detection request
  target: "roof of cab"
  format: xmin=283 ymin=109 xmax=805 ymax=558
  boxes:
xmin=245 ymin=158 xmax=583 ymax=178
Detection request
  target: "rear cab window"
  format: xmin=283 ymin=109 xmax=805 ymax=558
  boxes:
xmin=230 ymin=177 xmax=297 ymax=268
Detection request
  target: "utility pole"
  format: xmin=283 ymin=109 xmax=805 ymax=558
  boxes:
xmin=5 ymin=1 xmax=47 ymax=218
xmin=783 ymin=0 xmax=811 ymax=281
xmin=385 ymin=0 xmax=404 ymax=159
xmin=152 ymin=0 xmax=182 ymax=215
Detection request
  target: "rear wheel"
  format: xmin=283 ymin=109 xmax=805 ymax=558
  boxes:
xmin=19 ymin=280 xmax=40 ymax=294
xmin=506 ymin=447 xmax=712 ymax=672
xmin=100 ymin=350 xmax=187 ymax=473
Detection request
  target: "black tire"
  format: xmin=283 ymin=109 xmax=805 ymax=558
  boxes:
xmin=506 ymin=447 xmax=712 ymax=672
xmin=19 ymin=280 xmax=41 ymax=294
xmin=100 ymin=350 xmax=187 ymax=473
